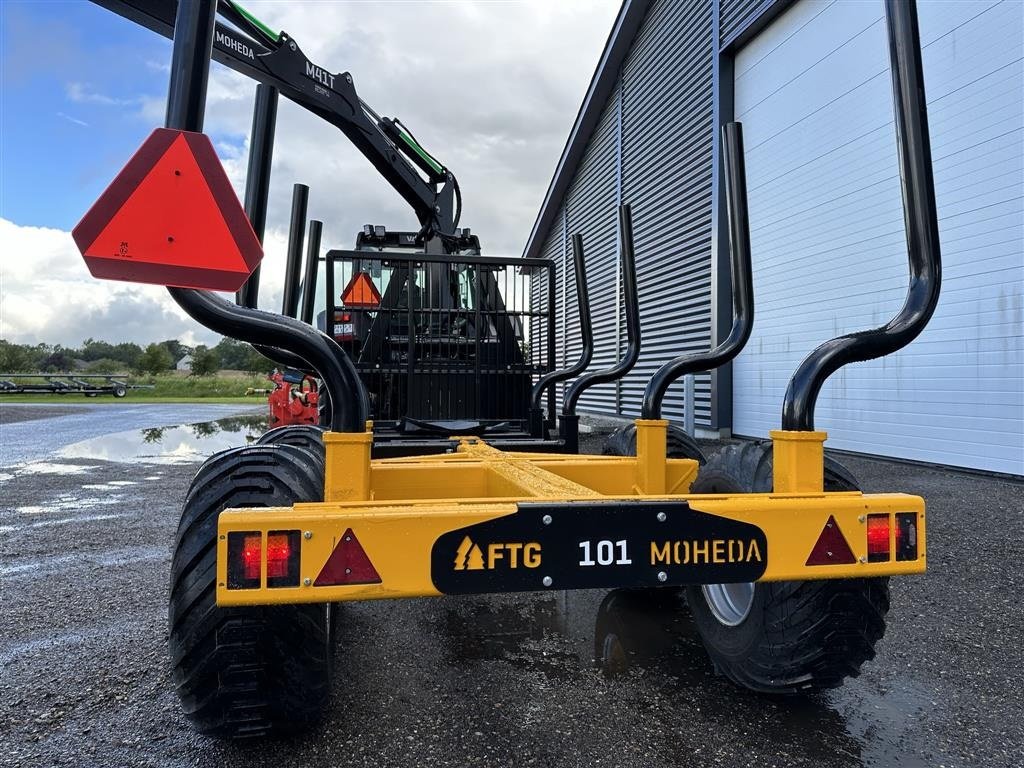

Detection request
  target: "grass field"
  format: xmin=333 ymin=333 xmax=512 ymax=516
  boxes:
xmin=0 ymin=372 xmax=270 ymax=405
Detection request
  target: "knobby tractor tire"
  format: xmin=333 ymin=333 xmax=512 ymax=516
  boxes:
xmin=602 ymin=422 xmax=707 ymax=464
xmin=685 ymin=440 xmax=890 ymax=694
xmin=169 ymin=443 xmax=333 ymax=738
xmin=253 ymin=425 xmax=342 ymax=649
xmin=256 ymin=424 xmax=325 ymax=463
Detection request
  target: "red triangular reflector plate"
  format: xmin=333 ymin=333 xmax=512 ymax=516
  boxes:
xmin=806 ymin=515 xmax=857 ymax=566
xmin=341 ymin=271 xmax=382 ymax=308
xmin=314 ymin=528 xmax=382 ymax=586
xmin=72 ymin=128 xmax=262 ymax=291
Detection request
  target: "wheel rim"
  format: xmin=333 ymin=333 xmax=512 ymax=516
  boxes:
xmin=701 ymin=582 xmax=755 ymax=626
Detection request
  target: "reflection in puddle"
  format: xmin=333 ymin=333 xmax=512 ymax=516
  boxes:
xmin=58 ymin=414 xmax=268 ymax=464
xmin=12 ymin=462 xmax=99 ymax=476
xmin=440 ymin=588 xmax=931 ymax=766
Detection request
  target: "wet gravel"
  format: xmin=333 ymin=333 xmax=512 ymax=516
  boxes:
xmin=0 ymin=405 xmax=1021 ymax=768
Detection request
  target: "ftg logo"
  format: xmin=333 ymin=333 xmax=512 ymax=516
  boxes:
xmin=453 ymin=536 xmax=541 ymax=571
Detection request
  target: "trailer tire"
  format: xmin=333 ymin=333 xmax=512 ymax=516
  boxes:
xmin=601 ymin=423 xmax=707 ymax=464
xmin=685 ymin=440 xmax=889 ymax=694
xmin=169 ymin=444 xmax=333 ymax=738
xmin=112 ymin=384 xmax=127 ymax=398
xmin=256 ymin=424 xmax=325 ymax=463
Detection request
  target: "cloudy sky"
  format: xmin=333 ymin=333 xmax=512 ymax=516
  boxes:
xmin=0 ymin=0 xmax=619 ymax=347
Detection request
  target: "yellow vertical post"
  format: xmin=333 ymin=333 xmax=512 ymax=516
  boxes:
xmin=634 ymin=419 xmax=668 ymax=495
xmin=770 ymin=430 xmax=827 ymax=493
xmin=322 ymin=428 xmax=373 ymax=502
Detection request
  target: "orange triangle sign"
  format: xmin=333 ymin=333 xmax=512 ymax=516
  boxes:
xmin=72 ymin=128 xmax=262 ymax=291
xmin=314 ymin=528 xmax=382 ymax=586
xmin=341 ymin=271 xmax=382 ymax=308
xmin=806 ymin=515 xmax=857 ymax=566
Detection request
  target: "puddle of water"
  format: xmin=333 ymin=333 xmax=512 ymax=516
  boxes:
xmin=24 ymin=512 xmax=127 ymax=530
xmin=0 ymin=544 xmax=165 ymax=578
xmin=438 ymin=588 xmax=936 ymax=766
xmin=14 ymin=496 xmax=122 ymax=516
xmin=12 ymin=462 xmax=99 ymax=476
xmin=58 ymin=413 xmax=267 ymax=464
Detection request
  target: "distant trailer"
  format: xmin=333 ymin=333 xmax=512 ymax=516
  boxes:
xmin=0 ymin=374 xmax=154 ymax=398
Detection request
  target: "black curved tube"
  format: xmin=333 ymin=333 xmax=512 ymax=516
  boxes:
xmin=781 ymin=0 xmax=941 ymax=431
xmin=562 ymin=204 xmax=641 ymax=416
xmin=236 ymin=82 xmax=278 ymax=309
xmin=300 ymin=219 xmax=323 ymax=325
xmin=530 ymin=232 xmax=594 ymax=411
xmin=164 ymin=0 xmax=368 ymax=432
xmin=282 ymin=183 xmax=309 ymax=318
xmin=641 ymin=122 xmax=754 ymax=420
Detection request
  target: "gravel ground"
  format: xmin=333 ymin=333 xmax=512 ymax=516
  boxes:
xmin=0 ymin=405 xmax=1021 ymax=768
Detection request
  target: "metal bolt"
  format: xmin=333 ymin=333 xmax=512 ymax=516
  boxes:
xmin=542 ymin=514 xmax=553 ymax=525
xmin=289 ymin=41 xmax=297 ymax=50
xmin=303 ymin=577 xmax=312 ymax=586
xmin=219 ymin=535 xmax=225 ymax=540
xmin=345 ymin=535 xmax=352 ymax=542
xmin=858 ymin=515 xmax=866 ymax=523
xmin=657 ymin=571 xmax=668 ymax=583
xmin=542 ymin=576 xmax=553 ymax=588
xmin=434 ymin=205 xmax=441 ymax=213
xmin=345 ymin=568 xmax=352 ymax=575
xmin=826 ymin=551 xmax=833 ymax=557
xmin=304 ymin=531 xmax=313 ymax=540
xmin=858 ymin=556 xmax=867 ymax=563
xmin=345 ymin=74 xmax=352 ymax=83
xmin=656 ymin=511 xmax=667 ymax=522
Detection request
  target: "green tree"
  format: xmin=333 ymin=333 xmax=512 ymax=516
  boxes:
xmin=189 ymin=345 xmax=219 ymax=376
xmin=84 ymin=358 xmax=128 ymax=373
xmin=40 ymin=346 xmax=75 ymax=372
xmin=0 ymin=340 xmax=41 ymax=372
xmin=157 ymin=339 xmax=187 ymax=365
xmin=136 ymin=343 xmax=173 ymax=375
xmin=241 ymin=347 xmax=272 ymax=375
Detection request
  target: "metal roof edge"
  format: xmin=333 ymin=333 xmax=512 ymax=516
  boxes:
xmin=520 ymin=0 xmax=652 ymax=262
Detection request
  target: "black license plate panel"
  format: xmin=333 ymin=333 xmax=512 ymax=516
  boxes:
xmin=431 ymin=500 xmax=768 ymax=595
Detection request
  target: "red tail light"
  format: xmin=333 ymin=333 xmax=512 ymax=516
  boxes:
xmin=227 ymin=530 xmax=301 ymax=589
xmin=227 ymin=531 xmax=262 ymax=589
xmin=242 ymin=534 xmax=262 ymax=579
xmin=266 ymin=534 xmax=291 ymax=579
xmin=866 ymin=515 xmax=904 ymax=562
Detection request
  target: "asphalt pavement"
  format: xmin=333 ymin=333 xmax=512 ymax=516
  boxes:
xmin=0 ymin=403 xmax=1021 ymax=768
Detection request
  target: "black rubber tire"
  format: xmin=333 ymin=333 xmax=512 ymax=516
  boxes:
xmin=256 ymin=424 xmax=325 ymax=463
xmin=684 ymin=440 xmax=889 ymax=694
xmin=602 ymin=422 xmax=707 ymax=464
xmin=169 ymin=444 xmax=333 ymax=738
xmin=112 ymin=384 xmax=127 ymax=398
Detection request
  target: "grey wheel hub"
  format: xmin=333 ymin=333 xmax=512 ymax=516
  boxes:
xmin=701 ymin=582 xmax=755 ymax=626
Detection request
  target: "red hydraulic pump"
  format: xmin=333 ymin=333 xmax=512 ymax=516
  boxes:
xmin=267 ymin=370 xmax=319 ymax=427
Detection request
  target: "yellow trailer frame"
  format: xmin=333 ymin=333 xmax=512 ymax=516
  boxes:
xmin=216 ymin=422 xmax=925 ymax=607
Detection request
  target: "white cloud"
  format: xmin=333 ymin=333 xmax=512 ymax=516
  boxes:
xmin=0 ymin=218 xmax=290 ymax=347
xmin=5 ymin=1 xmax=620 ymax=347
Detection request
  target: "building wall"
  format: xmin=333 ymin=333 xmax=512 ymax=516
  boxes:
xmin=730 ymin=0 xmax=1023 ymax=474
xmin=533 ymin=0 xmax=716 ymax=426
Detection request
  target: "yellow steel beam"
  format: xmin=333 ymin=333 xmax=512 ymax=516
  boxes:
xmin=216 ymin=490 xmax=925 ymax=607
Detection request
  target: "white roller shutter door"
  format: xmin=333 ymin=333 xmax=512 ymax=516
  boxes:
xmin=732 ymin=0 xmax=1023 ymax=474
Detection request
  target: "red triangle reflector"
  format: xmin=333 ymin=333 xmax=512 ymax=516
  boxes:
xmin=314 ymin=528 xmax=382 ymax=586
xmin=72 ymin=128 xmax=262 ymax=291
xmin=341 ymin=271 xmax=382 ymax=308
xmin=806 ymin=515 xmax=857 ymax=566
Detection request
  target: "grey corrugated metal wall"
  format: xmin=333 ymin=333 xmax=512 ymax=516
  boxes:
xmin=533 ymin=0 xmax=716 ymax=425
